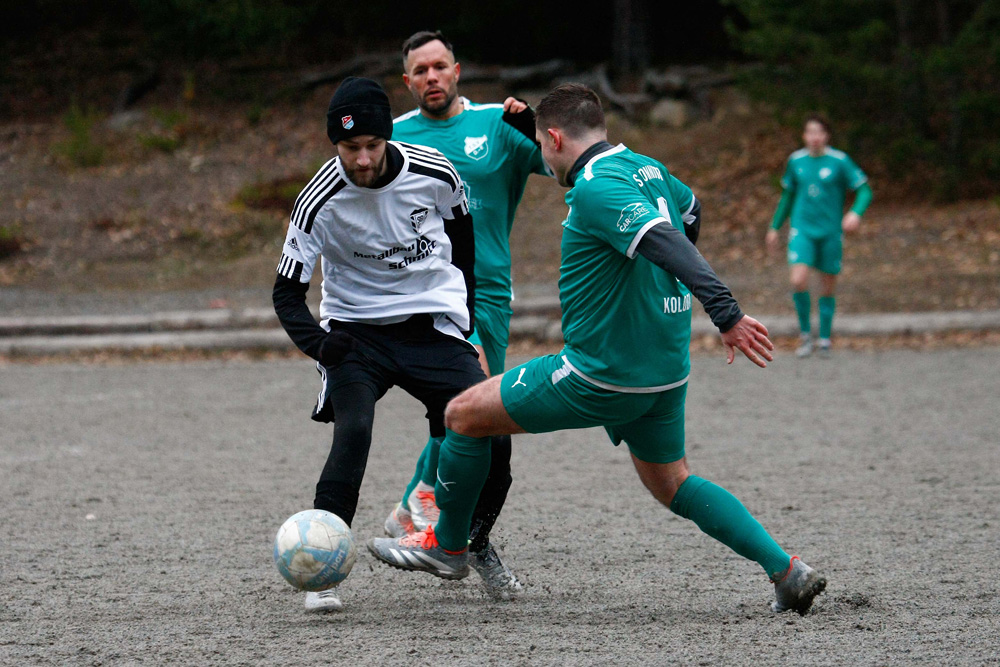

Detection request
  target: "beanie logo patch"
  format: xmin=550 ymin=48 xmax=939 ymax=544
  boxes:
xmin=341 ymin=115 xmax=354 ymax=130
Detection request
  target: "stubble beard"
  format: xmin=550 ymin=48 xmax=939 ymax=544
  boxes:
xmin=344 ymin=153 xmax=387 ymax=188
xmin=418 ymin=87 xmax=458 ymax=118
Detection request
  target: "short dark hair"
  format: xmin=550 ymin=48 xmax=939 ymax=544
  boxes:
xmin=402 ymin=31 xmax=454 ymax=64
xmin=536 ymin=83 xmax=605 ymax=138
xmin=804 ymin=113 xmax=831 ymax=134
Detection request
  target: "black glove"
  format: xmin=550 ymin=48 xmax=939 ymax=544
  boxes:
xmin=502 ymin=99 xmax=537 ymax=144
xmin=319 ymin=329 xmax=356 ymax=366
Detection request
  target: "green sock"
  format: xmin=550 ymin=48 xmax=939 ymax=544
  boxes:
xmin=670 ymin=476 xmax=791 ymax=580
xmin=419 ymin=436 xmax=443 ymax=486
xmin=792 ymin=291 xmax=811 ymax=336
xmin=818 ymin=296 xmax=836 ymax=340
xmin=434 ymin=429 xmax=491 ymax=552
xmin=400 ymin=437 xmax=434 ymax=508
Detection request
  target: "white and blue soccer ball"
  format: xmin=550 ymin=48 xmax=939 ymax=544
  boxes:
xmin=273 ymin=509 xmax=356 ymax=591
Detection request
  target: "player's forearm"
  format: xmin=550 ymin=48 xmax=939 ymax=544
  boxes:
xmin=272 ymin=274 xmax=328 ymax=361
xmin=850 ymin=183 xmax=872 ymax=216
xmin=770 ymin=189 xmax=793 ymax=230
xmin=683 ymin=197 xmax=702 ymax=245
xmin=636 ymin=223 xmax=744 ymax=332
xmin=443 ymin=211 xmax=477 ymax=330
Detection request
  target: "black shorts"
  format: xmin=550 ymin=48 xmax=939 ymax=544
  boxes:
xmin=311 ymin=315 xmax=486 ymax=437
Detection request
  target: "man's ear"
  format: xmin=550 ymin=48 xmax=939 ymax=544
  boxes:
xmin=548 ymin=128 xmax=561 ymax=150
xmin=402 ymin=73 xmax=410 ymax=87
xmin=454 ymin=61 xmax=461 ymax=82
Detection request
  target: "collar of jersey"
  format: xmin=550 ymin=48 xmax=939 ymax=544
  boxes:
xmin=334 ymin=141 xmax=410 ymax=193
xmin=801 ymin=147 xmax=831 ymax=159
xmin=567 ymin=142 xmax=624 ymax=186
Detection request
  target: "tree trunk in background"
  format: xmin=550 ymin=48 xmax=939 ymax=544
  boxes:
xmin=894 ymin=0 xmax=927 ymax=135
xmin=936 ymin=0 xmax=962 ymax=180
xmin=612 ymin=0 xmax=649 ymax=90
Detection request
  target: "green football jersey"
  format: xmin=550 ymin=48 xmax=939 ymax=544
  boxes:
xmin=393 ymin=98 xmax=549 ymax=305
xmin=781 ymin=147 xmax=868 ymax=237
xmin=559 ymin=144 xmax=695 ymax=390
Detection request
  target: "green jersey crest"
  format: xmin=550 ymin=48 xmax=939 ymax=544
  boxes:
xmin=464 ymin=135 xmax=489 ymax=161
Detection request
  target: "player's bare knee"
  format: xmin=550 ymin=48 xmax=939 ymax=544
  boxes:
xmin=656 ymin=461 xmax=690 ymax=506
xmin=443 ymin=397 xmax=465 ymax=433
xmin=444 ymin=391 xmax=480 ymax=436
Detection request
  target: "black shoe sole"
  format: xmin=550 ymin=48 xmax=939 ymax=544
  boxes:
xmin=792 ymin=576 xmax=827 ymax=616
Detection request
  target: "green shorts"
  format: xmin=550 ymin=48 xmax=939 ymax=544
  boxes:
xmin=500 ymin=354 xmax=687 ymax=464
xmin=467 ymin=300 xmax=512 ymax=376
xmin=787 ymin=229 xmax=842 ymax=275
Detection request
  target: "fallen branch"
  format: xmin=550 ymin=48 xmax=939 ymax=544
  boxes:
xmin=114 ymin=61 xmax=161 ymax=112
xmin=594 ymin=64 xmax=652 ymax=119
xmin=298 ymin=53 xmax=398 ymax=92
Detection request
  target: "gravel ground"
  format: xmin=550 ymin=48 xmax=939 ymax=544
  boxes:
xmin=2 ymin=347 xmax=999 ymax=665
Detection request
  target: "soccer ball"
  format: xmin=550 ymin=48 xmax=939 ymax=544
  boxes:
xmin=273 ymin=509 xmax=356 ymax=591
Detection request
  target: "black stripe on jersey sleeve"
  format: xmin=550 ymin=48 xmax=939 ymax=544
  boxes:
xmin=397 ymin=141 xmax=447 ymax=162
xmin=400 ymin=144 xmax=462 ymax=183
xmin=276 ymin=253 xmax=304 ymax=281
xmin=409 ymin=152 xmax=461 ymax=182
xmin=291 ymin=166 xmax=347 ymax=233
xmin=300 ymin=179 xmax=346 ymax=234
xmin=291 ymin=160 xmax=336 ymax=219
xmin=291 ymin=161 xmax=338 ymax=230
xmin=447 ymin=200 xmax=469 ymax=220
xmin=408 ymin=161 xmax=458 ymax=191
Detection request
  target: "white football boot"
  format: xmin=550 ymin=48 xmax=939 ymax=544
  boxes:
xmin=304 ymin=589 xmax=343 ymax=613
xmin=407 ymin=481 xmax=440 ymax=531
xmin=795 ymin=335 xmax=814 ymax=358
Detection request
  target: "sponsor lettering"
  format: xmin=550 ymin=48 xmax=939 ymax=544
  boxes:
xmin=617 ymin=202 xmax=650 ymax=232
xmin=632 ymin=164 xmax=664 ymax=187
xmin=388 ymin=236 xmax=437 ymax=269
xmin=354 ymin=235 xmax=438 ymax=269
xmin=354 ymin=245 xmax=413 ymax=261
xmin=463 ymin=180 xmax=482 ymax=210
xmin=663 ymin=294 xmax=693 ymax=314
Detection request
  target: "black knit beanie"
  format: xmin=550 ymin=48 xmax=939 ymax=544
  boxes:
xmin=326 ymin=77 xmax=393 ymax=145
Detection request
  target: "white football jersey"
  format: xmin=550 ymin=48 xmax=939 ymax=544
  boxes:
xmin=276 ymin=141 xmax=472 ymax=338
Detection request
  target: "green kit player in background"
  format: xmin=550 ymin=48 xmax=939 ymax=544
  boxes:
xmin=766 ymin=114 xmax=873 ymax=358
xmin=370 ymin=84 xmax=828 ymax=616
xmin=383 ymin=30 xmax=550 ymax=597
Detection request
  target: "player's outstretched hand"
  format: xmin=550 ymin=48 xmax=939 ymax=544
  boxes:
xmin=765 ymin=229 xmax=780 ymax=254
xmin=720 ymin=315 xmax=774 ymax=368
xmin=502 ymin=97 xmax=529 ymax=113
xmin=319 ymin=329 xmax=357 ymax=367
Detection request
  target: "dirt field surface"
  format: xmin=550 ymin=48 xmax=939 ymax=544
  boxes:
xmin=2 ymin=346 xmax=999 ymax=666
